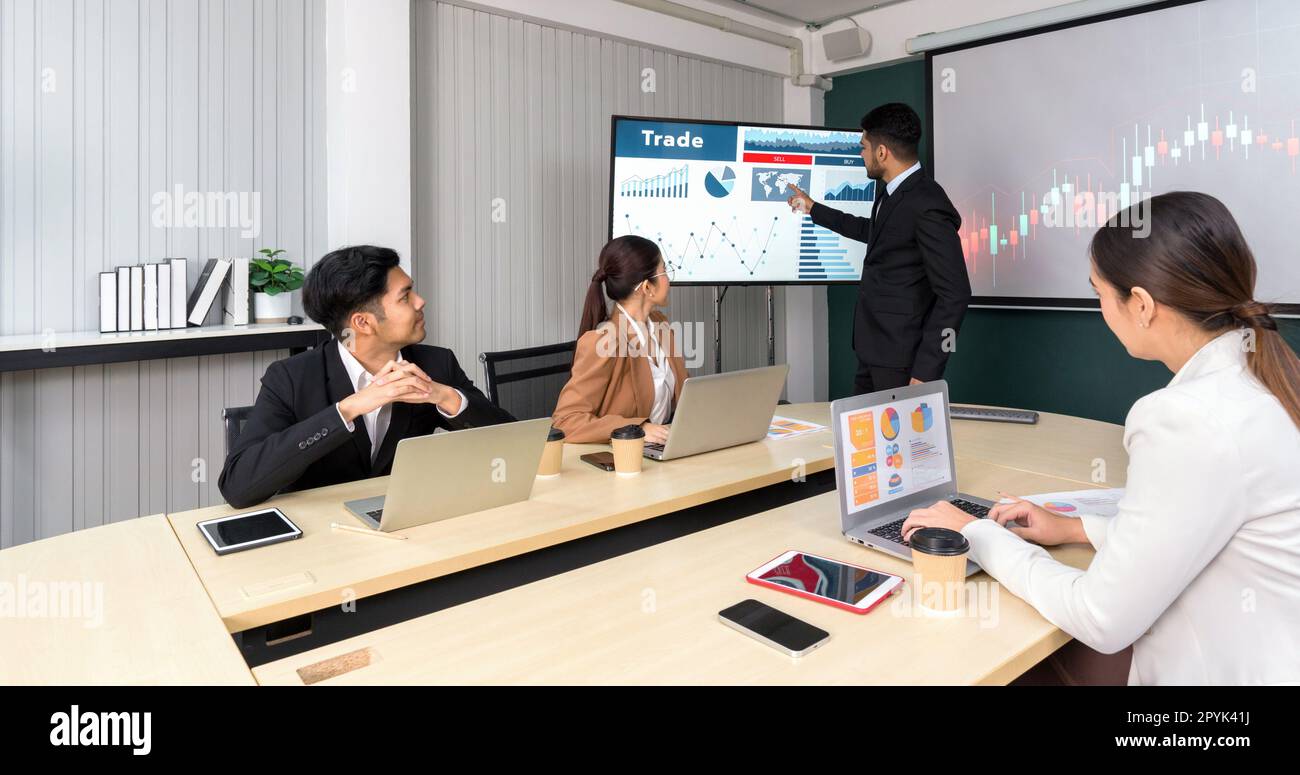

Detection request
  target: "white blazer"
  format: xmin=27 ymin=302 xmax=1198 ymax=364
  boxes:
xmin=962 ymin=329 xmax=1300 ymax=685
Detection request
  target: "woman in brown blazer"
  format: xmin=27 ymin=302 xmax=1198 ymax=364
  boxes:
xmin=552 ymin=235 xmax=690 ymax=444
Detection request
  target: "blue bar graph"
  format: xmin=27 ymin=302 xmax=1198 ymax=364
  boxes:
xmin=797 ymin=216 xmax=860 ymax=280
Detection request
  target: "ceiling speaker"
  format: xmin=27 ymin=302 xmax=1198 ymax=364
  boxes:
xmin=823 ymin=25 xmax=871 ymax=62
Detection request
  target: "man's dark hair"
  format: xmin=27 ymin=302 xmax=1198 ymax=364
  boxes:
xmin=860 ymin=102 xmax=922 ymax=162
xmin=302 ymin=245 xmax=401 ymax=338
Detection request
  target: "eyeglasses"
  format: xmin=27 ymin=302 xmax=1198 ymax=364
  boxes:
xmin=638 ymin=265 xmax=674 ymax=292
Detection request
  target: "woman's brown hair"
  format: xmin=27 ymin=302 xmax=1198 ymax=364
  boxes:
xmin=1090 ymin=191 xmax=1300 ymax=430
xmin=579 ymin=235 xmax=663 ymax=337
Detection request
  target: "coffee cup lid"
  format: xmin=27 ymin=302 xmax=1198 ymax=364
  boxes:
xmin=611 ymin=424 xmax=646 ymax=440
xmin=547 ymin=426 xmax=566 ymax=442
xmin=909 ymin=527 xmax=970 ymax=556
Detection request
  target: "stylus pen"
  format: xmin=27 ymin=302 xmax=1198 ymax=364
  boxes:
xmin=330 ymin=522 xmax=408 ymax=540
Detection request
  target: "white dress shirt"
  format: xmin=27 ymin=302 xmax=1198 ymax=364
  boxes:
xmin=335 ymin=342 xmax=466 ymax=462
xmin=885 ymin=161 xmax=921 ymax=196
xmin=962 ymin=329 xmax=1300 ymax=684
xmin=616 ymin=303 xmax=675 ymax=424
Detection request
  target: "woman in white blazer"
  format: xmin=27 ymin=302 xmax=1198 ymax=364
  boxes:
xmin=902 ymin=191 xmax=1300 ymax=685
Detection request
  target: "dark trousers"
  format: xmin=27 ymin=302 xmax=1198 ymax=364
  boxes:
xmin=853 ymin=362 xmax=911 ymax=396
xmin=1011 ymin=641 xmax=1134 ymax=685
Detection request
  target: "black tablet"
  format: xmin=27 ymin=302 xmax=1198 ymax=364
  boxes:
xmin=197 ymin=508 xmax=302 ymax=556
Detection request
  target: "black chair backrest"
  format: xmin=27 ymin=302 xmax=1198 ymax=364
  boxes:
xmin=479 ymin=340 xmax=577 ymax=421
xmin=222 ymin=405 xmax=255 ymax=461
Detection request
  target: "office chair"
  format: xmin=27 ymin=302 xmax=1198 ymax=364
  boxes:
xmin=479 ymin=340 xmax=577 ymax=421
xmin=222 ymin=405 xmax=255 ymax=461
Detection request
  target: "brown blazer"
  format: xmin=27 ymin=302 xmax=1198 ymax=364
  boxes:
xmin=552 ymin=307 xmax=690 ymax=443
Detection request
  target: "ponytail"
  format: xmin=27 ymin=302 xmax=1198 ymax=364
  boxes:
xmin=577 ymin=235 xmax=663 ymax=338
xmin=1237 ymin=303 xmax=1300 ymax=432
xmin=579 ymin=269 xmax=610 ymax=338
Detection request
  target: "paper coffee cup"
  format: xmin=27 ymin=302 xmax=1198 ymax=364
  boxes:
xmin=537 ymin=427 xmax=565 ymax=477
xmin=610 ymin=424 xmax=645 ymax=476
xmin=909 ymin=527 xmax=970 ymax=615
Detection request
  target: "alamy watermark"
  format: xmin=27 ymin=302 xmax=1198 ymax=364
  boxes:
xmin=888 ymin=577 xmax=1002 ymax=629
xmin=50 ymin=706 xmax=151 ymax=756
xmin=0 ymin=574 xmax=104 ymax=628
xmin=151 ymin=184 xmax=261 ymax=238
xmin=594 ymin=317 xmax=707 ymax=369
xmin=1040 ymin=187 xmax=1152 ymax=238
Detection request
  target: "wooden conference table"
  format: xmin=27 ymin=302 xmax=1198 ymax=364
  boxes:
xmin=0 ymin=516 xmax=254 ymax=685
xmin=167 ymin=403 xmax=848 ymax=634
xmin=254 ymin=459 xmax=1103 ymax=685
xmin=0 ymin=402 xmax=1126 ymax=684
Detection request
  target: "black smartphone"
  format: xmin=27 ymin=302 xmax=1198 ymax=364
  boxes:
xmin=718 ymin=599 xmax=829 ymax=657
xmin=580 ymin=452 xmax=617 ymax=471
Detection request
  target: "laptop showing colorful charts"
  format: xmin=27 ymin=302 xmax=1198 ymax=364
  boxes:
xmin=830 ymin=380 xmax=994 ymax=577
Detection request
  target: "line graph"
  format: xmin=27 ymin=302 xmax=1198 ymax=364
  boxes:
xmin=622 ymin=214 xmax=781 ymax=278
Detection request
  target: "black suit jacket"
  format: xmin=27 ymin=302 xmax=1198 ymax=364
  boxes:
xmin=217 ymin=340 xmax=515 ymax=508
xmin=811 ymin=168 xmax=971 ymax=381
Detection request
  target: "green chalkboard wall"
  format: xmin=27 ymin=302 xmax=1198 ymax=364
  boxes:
xmin=823 ymin=60 xmax=1300 ymax=425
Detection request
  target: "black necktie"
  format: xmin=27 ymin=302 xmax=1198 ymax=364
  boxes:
xmin=870 ymin=184 xmax=890 ymax=241
xmin=874 ymin=182 xmax=891 ymax=212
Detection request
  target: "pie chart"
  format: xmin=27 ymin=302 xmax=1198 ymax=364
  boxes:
xmin=1043 ymin=501 xmax=1077 ymax=513
xmin=912 ymin=403 xmax=933 ymax=433
xmin=704 ymin=166 xmax=735 ymax=197
xmin=881 ymin=408 xmax=901 ymax=440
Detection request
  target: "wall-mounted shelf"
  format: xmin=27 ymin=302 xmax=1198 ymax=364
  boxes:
xmin=0 ymin=322 xmax=330 ymax=372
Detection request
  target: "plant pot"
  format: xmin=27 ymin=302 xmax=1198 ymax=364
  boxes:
xmin=253 ymin=291 xmax=293 ymax=323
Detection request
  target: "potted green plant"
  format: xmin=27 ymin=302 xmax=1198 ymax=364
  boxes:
xmin=250 ymin=248 xmax=305 ymax=323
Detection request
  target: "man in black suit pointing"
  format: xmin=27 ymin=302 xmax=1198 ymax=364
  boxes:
xmin=218 ymin=245 xmax=514 ymax=508
xmin=788 ymin=103 xmax=970 ymax=394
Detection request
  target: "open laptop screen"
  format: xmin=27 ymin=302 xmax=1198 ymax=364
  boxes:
xmin=836 ymin=391 xmax=951 ymax=517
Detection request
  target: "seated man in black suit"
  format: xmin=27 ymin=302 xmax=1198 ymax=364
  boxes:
xmin=218 ymin=245 xmax=514 ymax=508
xmin=787 ymin=102 xmax=971 ymax=393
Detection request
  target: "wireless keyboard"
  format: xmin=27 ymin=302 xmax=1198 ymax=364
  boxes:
xmin=949 ymin=405 xmax=1039 ymax=424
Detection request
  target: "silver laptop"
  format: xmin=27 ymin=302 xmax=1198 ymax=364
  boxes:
xmin=644 ymin=364 xmax=789 ymax=461
xmin=344 ymin=418 xmax=551 ymax=532
xmin=830 ymin=380 xmax=994 ymax=577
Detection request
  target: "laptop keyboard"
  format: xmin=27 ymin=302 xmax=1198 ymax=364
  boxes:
xmin=950 ymin=498 xmax=991 ymax=519
xmin=366 ymin=509 xmax=384 ymax=521
xmin=645 ymin=443 xmax=665 ymax=452
xmin=867 ymin=498 xmax=991 ymax=547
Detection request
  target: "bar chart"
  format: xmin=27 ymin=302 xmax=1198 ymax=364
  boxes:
xmin=619 ymin=165 xmax=690 ymax=198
